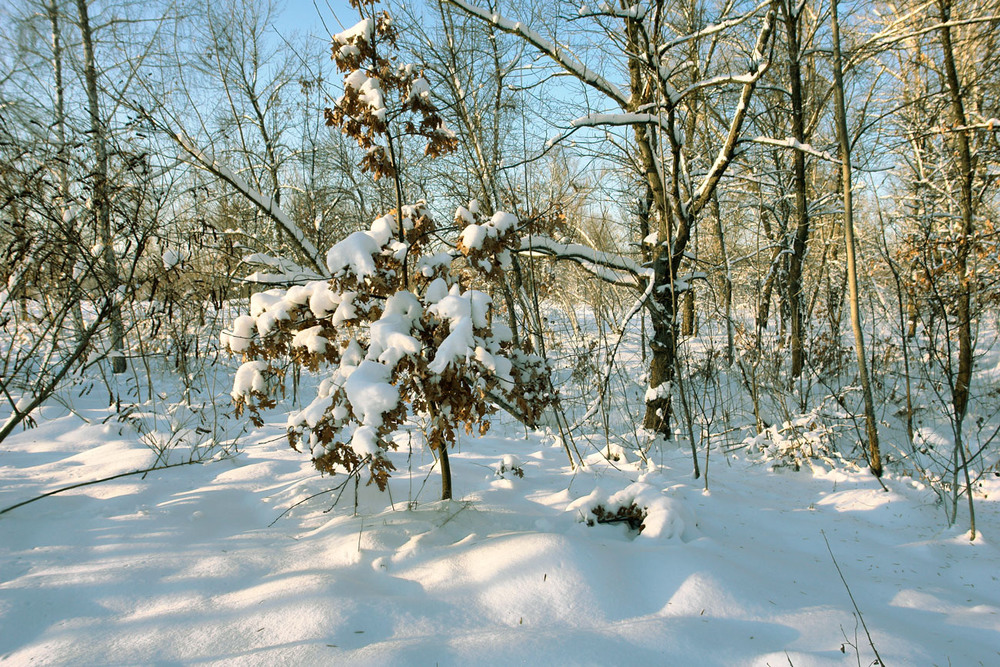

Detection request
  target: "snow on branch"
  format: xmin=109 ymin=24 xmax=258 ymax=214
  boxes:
xmin=172 ymin=132 xmax=327 ymax=278
xmin=748 ymin=136 xmax=841 ymax=163
xmin=657 ymin=0 xmax=772 ymax=55
xmin=677 ymin=70 xmax=771 ymax=101
xmin=570 ymin=113 xmax=668 ymax=130
xmin=441 ymin=0 xmax=631 ymax=108
xmin=240 ymin=252 xmax=322 ymax=285
xmin=687 ymin=0 xmax=779 ymax=217
xmin=519 ymin=235 xmax=649 ymax=288
xmin=577 ymin=3 xmax=647 ymax=21
xmin=927 ymin=119 xmax=1000 ymax=135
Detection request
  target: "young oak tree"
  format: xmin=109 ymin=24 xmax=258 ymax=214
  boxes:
xmin=223 ymin=0 xmax=553 ymax=500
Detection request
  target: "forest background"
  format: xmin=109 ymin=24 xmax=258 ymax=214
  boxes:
xmin=1 ymin=0 xmax=999 ymax=586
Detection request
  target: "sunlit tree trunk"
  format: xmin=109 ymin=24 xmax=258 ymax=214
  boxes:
xmin=48 ymin=0 xmax=86 ymax=342
xmin=76 ymin=0 xmax=126 ymax=374
xmin=830 ymin=0 xmax=881 ymax=477
xmin=936 ymin=0 xmax=977 ymax=538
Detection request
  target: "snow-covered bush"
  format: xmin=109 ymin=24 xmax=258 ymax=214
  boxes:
xmin=495 ymin=453 xmax=524 ymax=479
xmin=224 ymin=203 xmax=552 ymax=497
xmin=743 ymin=412 xmax=839 ymax=470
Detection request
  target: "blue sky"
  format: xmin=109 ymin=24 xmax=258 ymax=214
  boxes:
xmin=271 ymin=0 xmax=356 ymax=39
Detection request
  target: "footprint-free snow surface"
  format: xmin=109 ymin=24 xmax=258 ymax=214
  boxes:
xmin=2 ymin=406 xmax=999 ymax=665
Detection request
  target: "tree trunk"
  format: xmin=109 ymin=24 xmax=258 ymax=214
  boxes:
xmin=76 ymin=0 xmax=126 ymax=374
xmin=681 ymin=290 xmax=695 ymax=337
xmin=830 ymin=0 xmax=881 ymax=477
xmin=642 ymin=306 xmax=676 ymax=437
xmin=782 ymin=0 xmax=811 ymax=380
xmin=936 ymin=0 xmax=976 ymax=538
xmin=438 ymin=436 xmax=453 ymax=501
xmin=48 ymin=0 xmax=86 ymax=343
xmin=711 ymin=193 xmax=734 ymax=364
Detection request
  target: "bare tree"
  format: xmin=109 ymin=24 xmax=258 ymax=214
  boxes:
xmin=442 ymin=0 xmax=779 ymax=448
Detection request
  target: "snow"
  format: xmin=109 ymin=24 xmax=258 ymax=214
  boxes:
xmin=457 ymin=209 xmax=518 ymax=253
xmin=428 ymin=315 xmax=475 ymax=374
xmin=424 ymin=276 xmax=450 ymax=304
xmin=161 ymin=247 xmax=185 ymax=270
xmin=459 ymin=223 xmax=489 ymax=250
xmin=491 ymin=320 xmax=513 ymax=343
xmin=231 ymin=282 xmax=347 ymax=348
xmin=326 ymin=230 xmax=382 ymax=279
xmin=241 ymin=252 xmax=319 ymax=285
xmin=289 ymin=391 xmax=334 ymax=431
xmin=644 ymin=381 xmax=672 ymax=403
xmin=368 ymin=213 xmax=396 ymax=246
xmin=570 ymin=112 xmax=669 ymax=130
xmin=750 ymin=135 xmax=840 ymax=162
xmin=426 ymin=287 xmax=496 ymax=374
xmin=367 ymin=293 xmax=422 ymax=367
xmin=249 ymin=288 xmax=287 ymax=318
xmin=565 ymin=480 xmax=696 ymax=540
xmin=343 ymin=70 xmax=387 ymax=122
xmin=430 ymin=285 xmax=491 ymax=329
xmin=520 ymin=235 xmax=646 ymax=287
xmin=2 ymin=400 xmax=999 ymax=665
xmin=335 ymin=17 xmax=373 ymax=45
xmin=231 ymin=360 xmax=267 ymax=398
xmin=489 ymin=210 xmax=517 ymax=233
xmin=291 ymin=325 xmax=328 ymax=354
xmin=221 ymin=314 xmax=256 ymax=353
xmin=330 ymin=290 xmax=358 ymax=327
xmin=407 ymin=77 xmax=431 ymax=103
xmin=342 ymin=360 xmax=399 ymax=430
xmin=454 ymin=205 xmax=475 ymax=226
xmin=416 ymin=251 xmax=454 ymax=276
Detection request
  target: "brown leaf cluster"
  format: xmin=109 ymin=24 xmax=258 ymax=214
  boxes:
xmin=324 ymin=5 xmax=456 ymax=181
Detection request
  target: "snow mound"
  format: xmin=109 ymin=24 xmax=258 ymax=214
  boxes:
xmin=566 ymin=481 xmax=698 ymax=540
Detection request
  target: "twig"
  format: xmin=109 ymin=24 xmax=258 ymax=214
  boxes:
xmin=0 ymin=459 xmax=204 ymax=516
xmin=822 ymin=530 xmax=885 ymax=666
xmin=840 ymin=619 xmax=863 ymax=667
xmin=437 ymin=500 xmax=472 ymax=528
xmin=267 ymin=481 xmax=342 ymax=527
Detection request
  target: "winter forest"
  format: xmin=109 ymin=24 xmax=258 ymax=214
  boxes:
xmin=2 ymin=0 xmax=1000 ymax=663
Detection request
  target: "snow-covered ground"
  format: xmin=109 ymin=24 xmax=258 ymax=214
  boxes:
xmin=2 ymin=399 xmax=998 ymax=666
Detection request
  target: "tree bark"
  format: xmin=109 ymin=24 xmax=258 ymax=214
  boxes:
xmin=782 ymin=0 xmax=811 ymax=380
xmin=435 ymin=418 xmax=453 ymax=501
xmin=642 ymin=304 xmax=676 ymax=436
xmin=711 ymin=193 xmax=734 ymax=364
xmin=936 ymin=0 xmax=976 ymax=538
xmin=76 ymin=0 xmax=126 ymax=374
xmin=48 ymin=0 xmax=86 ymax=343
xmin=830 ymin=0 xmax=882 ymax=477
